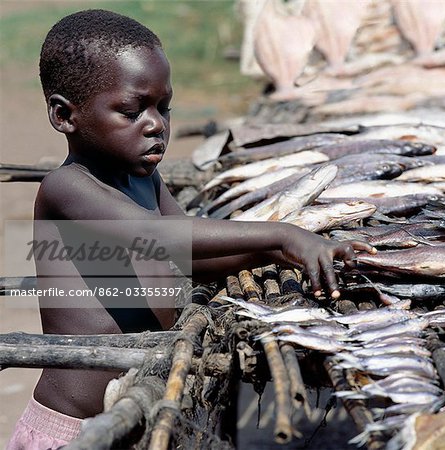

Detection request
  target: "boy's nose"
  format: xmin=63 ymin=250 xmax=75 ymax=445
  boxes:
xmin=142 ymin=111 xmax=165 ymax=136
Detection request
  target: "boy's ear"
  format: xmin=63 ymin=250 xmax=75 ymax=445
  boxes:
xmin=48 ymin=94 xmax=78 ymax=134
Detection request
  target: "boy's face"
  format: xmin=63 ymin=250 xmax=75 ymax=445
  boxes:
xmin=73 ymin=46 xmax=172 ymax=177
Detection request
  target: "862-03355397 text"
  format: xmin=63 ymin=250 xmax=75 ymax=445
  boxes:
xmin=8 ymin=287 xmax=184 ymax=297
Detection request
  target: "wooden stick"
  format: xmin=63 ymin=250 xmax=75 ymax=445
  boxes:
xmin=148 ymin=308 xmax=209 ymax=450
xmin=279 ymin=268 xmax=303 ymax=295
xmin=0 ymin=343 xmax=164 ymax=372
xmin=65 ymin=384 xmax=162 ymax=450
xmin=0 ymin=331 xmax=177 ymax=348
xmin=261 ymin=337 xmax=293 ymax=444
xmin=0 ymin=343 xmax=230 ymax=376
xmin=280 ymin=343 xmax=311 ymax=418
xmin=324 ymin=358 xmax=386 ymax=450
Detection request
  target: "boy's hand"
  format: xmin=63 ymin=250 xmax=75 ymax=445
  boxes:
xmin=280 ymin=228 xmax=376 ymax=299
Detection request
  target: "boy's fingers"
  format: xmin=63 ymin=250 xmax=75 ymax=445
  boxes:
xmin=306 ymin=264 xmax=322 ymax=297
xmin=319 ymin=255 xmax=338 ymax=298
xmin=350 ymin=240 xmax=377 ymax=254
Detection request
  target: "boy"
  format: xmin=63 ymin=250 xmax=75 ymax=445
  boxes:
xmin=7 ymin=9 xmax=374 ymax=449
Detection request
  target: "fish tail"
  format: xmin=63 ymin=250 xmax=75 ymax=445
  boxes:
xmin=348 ymin=429 xmax=370 ymax=447
xmin=335 ymin=390 xmax=367 ymax=400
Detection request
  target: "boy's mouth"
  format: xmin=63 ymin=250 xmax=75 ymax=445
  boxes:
xmin=142 ymin=142 xmax=165 ymax=165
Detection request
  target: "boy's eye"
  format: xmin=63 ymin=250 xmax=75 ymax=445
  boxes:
xmin=160 ymin=106 xmax=172 ymax=116
xmin=123 ymin=111 xmax=141 ymax=121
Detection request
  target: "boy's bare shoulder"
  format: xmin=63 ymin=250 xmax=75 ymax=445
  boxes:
xmin=36 ymin=164 xmax=138 ymax=220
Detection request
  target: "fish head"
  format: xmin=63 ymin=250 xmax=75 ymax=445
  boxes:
xmin=376 ymin=162 xmax=403 ymax=179
xmin=406 ymin=142 xmax=437 ymax=156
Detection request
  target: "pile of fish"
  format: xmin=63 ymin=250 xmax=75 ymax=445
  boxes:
xmin=185 ymin=116 xmax=445 ymax=448
xmin=237 ymin=0 xmax=445 ymax=120
xmin=220 ymin=295 xmax=445 ymax=449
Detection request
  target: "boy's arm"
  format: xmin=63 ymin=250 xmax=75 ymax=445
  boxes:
xmin=39 ymin=168 xmax=375 ymax=297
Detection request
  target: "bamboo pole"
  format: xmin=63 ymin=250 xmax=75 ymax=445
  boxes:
xmin=280 ymin=343 xmax=311 ymax=418
xmin=148 ymin=308 xmax=209 ymax=450
xmin=238 ymin=270 xmax=262 ymax=301
xmin=279 ymin=268 xmax=303 ymax=295
xmin=226 ymin=274 xmax=243 ymax=299
xmin=261 ymin=337 xmax=293 ymax=444
xmin=262 ymin=264 xmax=281 ymax=300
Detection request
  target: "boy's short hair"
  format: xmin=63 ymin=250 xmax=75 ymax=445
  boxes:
xmin=40 ymin=9 xmax=162 ymax=106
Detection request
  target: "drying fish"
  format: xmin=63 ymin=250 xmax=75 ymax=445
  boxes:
xmin=218 ymin=133 xmax=347 ymax=167
xmin=254 ymin=0 xmax=316 ymax=100
xmin=335 ymin=352 xmax=437 ymax=378
xmin=347 ymin=313 xmax=417 ymax=334
xmin=351 ymin=343 xmax=431 ymax=359
xmin=363 ymin=373 xmax=438 ymax=392
xmin=353 ymin=124 xmax=445 ymax=149
xmin=191 ymin=130 xmax=229 ymax=170
xmin=273 ymin=323 xmax=348 ymax=340
xmin=330 ymin=162 xmax=403 ymax=186
xmin=217 ymin=295 xmax=276 ymax=316
xmin=322 ymin=193 xmax=445 ymax=217
xmin=349 ymin=416 xmax=409 ymax=447
xmin=356 ymin=245 xmax=445 ymax=278
xmin=338 ymin=388 xmax=441 ymax=406
xmin=377 ymin=399 xmax=444 ymax=419
xmin=197 ymin=167 xmax=308 ymax=217
xmin=391 ymin=0 xmax=445 ymax=56
xmin=234 ymin=164 xmax=338 ymax=221
xmin=201 ymin=151 xmax=328 ymax=191
xmin=319 ymin=180 xmax=442 ymax=199
xmin=273 ymin=332 xmax=352 ymax=353
xmin=329 ymin=152 xmax=432 ymax=171
xmin=237 ymin=306 xmax=331 ymax=323
xmin=349 ymin=317 xmax=430 ymax=343
xmin=348 ymin=281 xmax=445 ymax=302
xmin=328 ymin=307 xmax=415 ymax=326
xmin=365 ymin=337 xmax=433 ymax=352
xmin=209 ymin=169 xmax=309 ymax=219
xmin=396 ymin=164 xmax=445 ymax=182
xmin=229 ymin=123 xmax=359 ymax=148
xmin=303 ymin=0 xmax=367 ymax=74
xmin=280 ymin=201 xmax=376 ymax=232
xmin=317 ymin=139 xmax=435 ymax=160
xmin=363 ymin=224 xmax=445 ymax=248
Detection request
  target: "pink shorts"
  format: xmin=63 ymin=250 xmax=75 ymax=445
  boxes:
xmin=7 ymin=397 xmax=83 ymax=450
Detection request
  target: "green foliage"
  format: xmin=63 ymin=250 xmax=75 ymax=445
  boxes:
xmin=1 ymin=1 xmax=258 ymax=100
